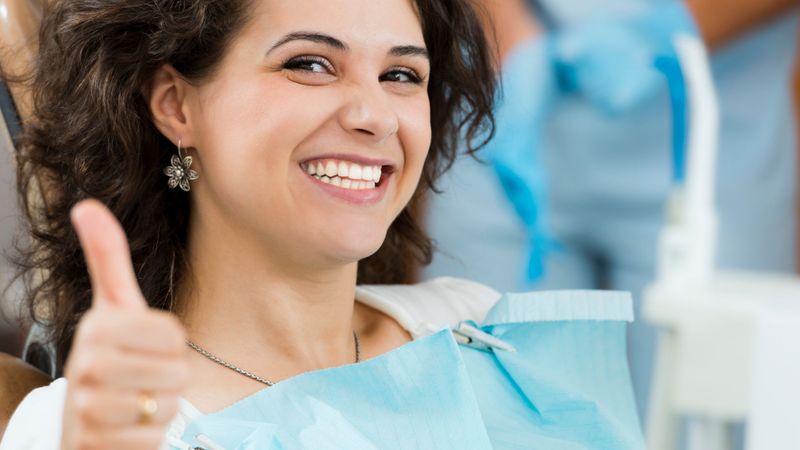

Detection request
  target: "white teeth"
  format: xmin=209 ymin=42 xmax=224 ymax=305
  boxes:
xmin=304 ymin=159 xmax=385 ymax=189
xmin=325 ymin=161 xmax=337 ymax=177
xmin=337 ymin=161 xmax=349 ymax=178
xmin=349 ymin=164 xmax=362 ymax=180
xmin=308 ymin=174 xmax=377 ymax=190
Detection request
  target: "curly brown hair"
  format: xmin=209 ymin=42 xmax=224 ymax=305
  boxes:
xmin=8 ymin=0 xmax=497 ymax=375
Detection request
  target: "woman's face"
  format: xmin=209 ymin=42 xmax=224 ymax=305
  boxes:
xmin=183 ymin=0 xmax=431 ymax=267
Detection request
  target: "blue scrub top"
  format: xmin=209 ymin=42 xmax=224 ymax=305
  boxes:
xmin=425 ymin=0 xmax=798 ymax=290
xmin=538 ymin=0 xmax=798 ymax=273
xmin=423 ymin=1 xmax=797 ymax=427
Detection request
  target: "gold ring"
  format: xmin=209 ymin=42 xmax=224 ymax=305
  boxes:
xmin=137 ymin=392 xmax=159 ymax=424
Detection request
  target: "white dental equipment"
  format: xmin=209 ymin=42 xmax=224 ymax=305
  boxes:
xmin=644 ymin=34 xmax=800 ymax=450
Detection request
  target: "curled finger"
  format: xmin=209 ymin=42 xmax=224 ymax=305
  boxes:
xmin=69 ymin=348 xmax=190 ymax=392
xmin=72 ymin=386 xmax=180 ymax=427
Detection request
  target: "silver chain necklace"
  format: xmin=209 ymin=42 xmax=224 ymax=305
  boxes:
xmin=186 ymin=332 xmax=361 ymax=387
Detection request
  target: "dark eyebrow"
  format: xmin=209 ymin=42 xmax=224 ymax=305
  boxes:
xmin=266 ymin=31 xmax=429 ymax=60
xmin=389 ymin=45 xmax=429 ymax=60
xmin=268 ymin=32 xmax=348 ymax=54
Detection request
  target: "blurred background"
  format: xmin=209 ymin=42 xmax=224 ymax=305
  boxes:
xmin=0 ymin=82 xmax=23 ymax=357
xmin=420 ymin=1 xmax=799 ymax=449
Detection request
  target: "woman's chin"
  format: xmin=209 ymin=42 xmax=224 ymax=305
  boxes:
xmin=321 ymin=233 xmax=387 ymax=265
xmin=340 ymin=240 xmax=386 ymax=264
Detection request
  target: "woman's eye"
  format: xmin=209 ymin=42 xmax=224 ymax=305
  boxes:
xmin=282 ymin=57 xmax=424 ymax=85
xmin=382 ymin=69 xmax=423 ymax=84
xmin=283 ymin=56 xmax=333 ymax=74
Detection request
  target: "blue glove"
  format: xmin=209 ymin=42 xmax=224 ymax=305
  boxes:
xmin=552 ymin=1 xmax=698 ymax=114
xmin=485 ymin=37 xmax=560 ymax=283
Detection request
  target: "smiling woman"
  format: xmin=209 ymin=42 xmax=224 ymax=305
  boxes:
xmin=12 ymin=0 xmax=493 ymax=375
xmin=0 ymin=0 xmax=643 ymax=449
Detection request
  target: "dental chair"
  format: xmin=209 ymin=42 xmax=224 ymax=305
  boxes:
xmin=0 ymin=0 xmax=51 ymax=440
xmin=0 ymin=113 xmax=50 ymax=437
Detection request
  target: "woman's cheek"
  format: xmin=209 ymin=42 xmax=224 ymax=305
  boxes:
xmin=402 ymin=100 xmax=432 ymax=171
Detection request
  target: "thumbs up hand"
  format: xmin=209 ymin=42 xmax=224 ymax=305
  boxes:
xmin=61 ymin=200 xmax=190 ymax=450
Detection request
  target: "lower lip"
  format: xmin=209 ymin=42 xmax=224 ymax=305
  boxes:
xmin=301 ymin=166 xmax=391 ymax=206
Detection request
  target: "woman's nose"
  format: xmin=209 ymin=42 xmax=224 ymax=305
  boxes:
xmin=338 ymin=85 xmax=400 ymax=144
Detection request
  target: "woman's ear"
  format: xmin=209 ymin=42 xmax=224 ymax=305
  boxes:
xmin=147 ymin=64 xmax=196 ymax=147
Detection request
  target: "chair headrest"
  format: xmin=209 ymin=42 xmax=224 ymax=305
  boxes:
xmin=0 ymin=0 xmax=44 ymax=123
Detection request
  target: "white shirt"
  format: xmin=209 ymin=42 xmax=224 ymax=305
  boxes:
xmin=0 ymin=277 xmax=501 ymax=449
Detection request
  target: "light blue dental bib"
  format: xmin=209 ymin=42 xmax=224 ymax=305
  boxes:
xmin=176 ymin=291 xmax=644 ymax=449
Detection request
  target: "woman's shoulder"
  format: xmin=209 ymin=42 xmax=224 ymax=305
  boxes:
xmin=0 ymin=378 xmax=67 ymax=449
xmin=355 ymin=277 xmax=502 ymax=339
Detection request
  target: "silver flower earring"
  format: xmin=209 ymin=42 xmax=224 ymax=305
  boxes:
xmin=163 ymin=138 xmax=199 ymax=192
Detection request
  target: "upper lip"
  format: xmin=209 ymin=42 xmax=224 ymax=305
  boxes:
xmin=299 ymin=153 xmax=397 ymax=170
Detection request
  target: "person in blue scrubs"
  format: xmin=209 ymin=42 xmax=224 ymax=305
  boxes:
xmin=424 ymin=0 xmax=799 ymax=429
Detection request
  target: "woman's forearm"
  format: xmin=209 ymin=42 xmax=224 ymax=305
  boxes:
xmin=686 ymin=0 xmax=797 ymax=50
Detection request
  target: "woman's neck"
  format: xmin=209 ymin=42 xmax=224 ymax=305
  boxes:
xmin=173 ymin=208 xmax=412 ymax=414
xmin=177 ymin=217 xmax=366 ymax=379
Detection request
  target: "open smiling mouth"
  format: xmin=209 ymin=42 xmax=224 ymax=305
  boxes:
xmin=300 ymin=159 xmax=394 ymax=190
